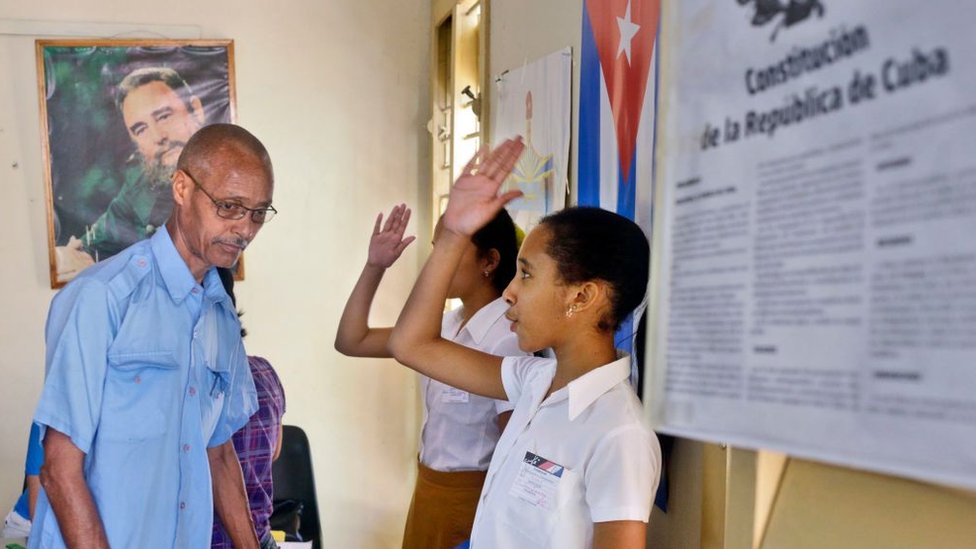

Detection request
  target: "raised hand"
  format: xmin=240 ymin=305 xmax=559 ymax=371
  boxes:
xmin=367 ymin=203 xmax=416 ymax=268
xmin=442 ymin=137 xmax=525 ymax=237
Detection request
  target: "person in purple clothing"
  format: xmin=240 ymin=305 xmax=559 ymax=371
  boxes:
xmin=213 ymin=267 xmax=287 ymax=549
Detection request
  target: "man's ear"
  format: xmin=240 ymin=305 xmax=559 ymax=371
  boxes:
xmin=171 ymin=169 xmax=191 ymax=207
xmin=189 ymin=96 xmax=205 ymax=125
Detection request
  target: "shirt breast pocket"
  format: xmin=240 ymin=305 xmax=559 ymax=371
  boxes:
xmin=502 ymin=461 xmax=582 ymax=543
xmin=199 ymin=366 xmax=228 ymax=442
xmin=102 ymin=350 xmax=181 ymax=441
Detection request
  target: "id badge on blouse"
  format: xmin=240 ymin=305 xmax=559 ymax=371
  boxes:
xmin=509 ymin=451 xmax=565 ymax=510
xmin=441 ymin=386 xmax=470 ymax=403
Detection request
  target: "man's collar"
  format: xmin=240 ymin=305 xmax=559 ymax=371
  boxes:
xmin=566 ymin=353 xmax=632 ymax=421
xmin=150 ymin=228 xmax=229 ymax=308
xmin=151 ymin=228 xmax=197 ymax=303
xmin=459 ymin=297 xmax=510 ymax=344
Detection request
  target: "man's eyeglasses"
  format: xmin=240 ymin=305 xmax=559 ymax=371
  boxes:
xmin=180 ymin=169 xmax=277 ymax=224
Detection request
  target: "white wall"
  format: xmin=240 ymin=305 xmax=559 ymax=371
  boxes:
xmin=0 ymin=1 xmax=430 ymax=547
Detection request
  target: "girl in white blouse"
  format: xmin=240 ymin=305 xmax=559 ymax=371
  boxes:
xmin=389 ymin=138 xmax=661 ymax=549
xmin=335 ymin=203 xmax=525 ymax=549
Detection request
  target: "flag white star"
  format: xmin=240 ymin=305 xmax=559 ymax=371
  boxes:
xmin=616 ymin=0 xmax=641 ymax=64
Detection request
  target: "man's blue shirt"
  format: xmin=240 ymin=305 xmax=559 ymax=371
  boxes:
xmin=29 ymin=228 xmax=257 ymax=549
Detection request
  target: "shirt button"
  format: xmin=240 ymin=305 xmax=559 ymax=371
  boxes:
xmin=180 ymin=501 xmax=186 ymax=510
xmin=183 ymin=444 xmax=191 ymax=453
xmin=189 ymin=387 xmax=197 ymax=396
xmin=191 ymin=287 xmax=200 ymax=294
xmin=133 ymin=375 xmax=141 ymax=384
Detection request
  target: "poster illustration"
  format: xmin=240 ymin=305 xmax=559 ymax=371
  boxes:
xmin=652 ymin=0 xmax=976 ymax=490
xmin=37 ymin=40 xmax=236 ymax=287
xmin=493 ymin=48 xmax=571 ymax=230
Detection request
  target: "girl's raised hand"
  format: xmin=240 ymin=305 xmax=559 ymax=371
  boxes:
xmin=367 ymin=203 xmax=416 ymax=268
xmin=443 ymin=137 xmax=525 ymax=237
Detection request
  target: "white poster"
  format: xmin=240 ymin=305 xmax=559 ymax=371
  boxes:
xmin=652 ymin=0 xmax=976 ymax=489
xmin=493 ymin=48 xmax=571 ymax=230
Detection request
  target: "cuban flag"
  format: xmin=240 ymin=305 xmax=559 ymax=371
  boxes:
xmin=524 ymin=451 xmax=565 ymax=477
xmin=579 ymin=0 xmax=668 ymax=512
xmin=579 ymin=0 xmax=659 ymax=229
xmin=579 ymin=0 xmax=659 ymax=362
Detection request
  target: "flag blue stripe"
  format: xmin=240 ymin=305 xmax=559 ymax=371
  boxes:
xmin=617 ymin=154 xmax=637 ymax=220
xmin=578 ymin=5 xmax=601 ymax=207
xmin=616 ymin=315 xmax=635 ymax=355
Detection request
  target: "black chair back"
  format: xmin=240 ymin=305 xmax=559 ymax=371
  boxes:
xmin=271 ymin=425 xmax=321 ymax=548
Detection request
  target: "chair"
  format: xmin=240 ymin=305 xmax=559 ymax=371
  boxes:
xmin=271 ymin=425 xmax=322 ymax=548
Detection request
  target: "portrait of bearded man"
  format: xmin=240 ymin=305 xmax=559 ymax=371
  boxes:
xmin=40 ymin=42 xmax=236 ymax=285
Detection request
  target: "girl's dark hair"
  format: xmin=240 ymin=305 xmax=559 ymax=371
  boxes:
xmin=216 ymin=266 xmax=247 ymax=338
xmin=540 ymin=207 xmax=649 ymax=332
xmin=471 ymin=208 xmax=519 ymax=293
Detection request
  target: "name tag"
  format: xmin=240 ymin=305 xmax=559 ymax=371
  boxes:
xmin=509 ymin=451 xmax=565 ymax=510
xmin=441 ymin=387 xmax=470 ymax=403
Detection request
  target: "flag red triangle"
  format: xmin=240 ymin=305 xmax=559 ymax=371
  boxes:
xmin=585 ymin=0 xmax=659 ymax=181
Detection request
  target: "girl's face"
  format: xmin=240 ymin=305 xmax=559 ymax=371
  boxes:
xmin=448 ymin=242 xmax=485 ymax=299
xmin=502 ymin=226 xmax=571 ymax=352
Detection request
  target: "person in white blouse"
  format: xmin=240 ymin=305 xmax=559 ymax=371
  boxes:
xmin=389 ymin=138 xmax=661 ymax=549
xmin=335 ymin=203 xmax=526 ymax=549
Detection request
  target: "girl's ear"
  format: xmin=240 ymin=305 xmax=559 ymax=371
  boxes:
xmin=566 ymin=280 xmax=610 ymax=323
xmin=566 ymin=280 xmax=606 ymax=314
xmin=481 ymin=248 xmax=501 ymax=276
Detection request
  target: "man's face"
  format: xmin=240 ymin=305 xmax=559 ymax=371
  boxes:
xmin=121 ymin=80 xmax=203 ymax=173
xmin=173 ymin=149 xmax=274 ymax=275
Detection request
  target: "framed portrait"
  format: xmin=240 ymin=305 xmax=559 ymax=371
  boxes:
xmin=36 ymin=39 xmax=240 ymax=288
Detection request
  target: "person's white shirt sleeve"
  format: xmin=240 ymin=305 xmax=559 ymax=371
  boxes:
xmin=585 ymin=423 xmax=661 ymax=522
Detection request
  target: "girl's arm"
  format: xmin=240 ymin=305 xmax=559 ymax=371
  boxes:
xmin=391 ymin=230 xmax=507 ymax=398
xmin=593 ymin=520 xmax=647 ymax=549
xmin=389 ymin=139 xmax=525 ymax=399
xmin=334 ymin=204 xmax=415 ymax=357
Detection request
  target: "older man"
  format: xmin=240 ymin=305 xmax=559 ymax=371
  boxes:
xmin=30 ymin=124 xmax=276 ymax=549
xmin=57 ymin=66 xmax=207 ymax=277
